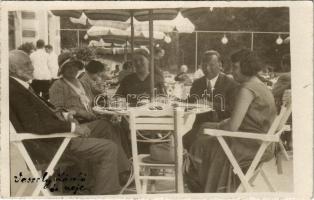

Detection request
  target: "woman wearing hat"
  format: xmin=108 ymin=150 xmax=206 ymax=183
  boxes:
xmin=116 ymin=48 xmax=166 ymax=106
xmin=49 ymin=52 xmax=131 ymax=179
xmin=50 ymin=52 xmax=96 ymax=123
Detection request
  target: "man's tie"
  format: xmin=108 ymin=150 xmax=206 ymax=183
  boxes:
xmin=207 ymin=80 xmax=213 ymax=101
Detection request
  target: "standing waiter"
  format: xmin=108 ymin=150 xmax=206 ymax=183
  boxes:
xmin=30 ymin=39 xmax=52 ymax=100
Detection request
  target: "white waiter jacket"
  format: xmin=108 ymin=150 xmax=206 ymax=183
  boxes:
xmin=30 ymin=49 xmax=52 ymax=80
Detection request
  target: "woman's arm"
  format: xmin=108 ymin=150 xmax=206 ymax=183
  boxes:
xmin=116 ymin=79 xmax=127 ymax=97
xmin=219 ymin=87 xmax=255 ymax=131
xmin=49 ymin=80 xmax=66 ymax=110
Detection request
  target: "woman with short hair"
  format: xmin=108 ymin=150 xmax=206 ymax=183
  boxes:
xmin=116 ymin=48 xmax=166 ymax=106
xmin=185 ymin=49 xmax=277 ymax=193
xmin=80 ymin=60 xmax=106 ymax=99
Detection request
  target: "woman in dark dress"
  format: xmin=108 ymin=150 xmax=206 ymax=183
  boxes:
xmin=185 ymin=49 xmax=277 ymax=193
xmin=80 ymin=60 xmax=107 ymax=100
xmin=116 ymin=48 xmax=166 ymax=106
xmin=115 ymin=48 xmax=167 ymax=154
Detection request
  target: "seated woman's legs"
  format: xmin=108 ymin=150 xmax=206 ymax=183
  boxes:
xmin=84 ymin=119 xmax=130 ymax=173
xmin=185 ymin=122 xmax=235 ymax=193
xmin=67 ymin=138 xmax=120 ymax=195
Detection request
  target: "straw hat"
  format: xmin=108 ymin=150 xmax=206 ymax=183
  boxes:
xmin=58 ymin=52 xmax=84 ymax=76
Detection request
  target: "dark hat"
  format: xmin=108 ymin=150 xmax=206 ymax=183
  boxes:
xmin=142 ymin=142 xmax=175 ymax=164
xmin=85 ymin=60 xmax=105 ymax=74
xmin=58 ymin=52 xmax=84 ymax=76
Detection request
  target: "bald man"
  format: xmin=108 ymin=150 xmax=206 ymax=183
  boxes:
xmin=9 ymin=50 xmax=122 ymax=195
xmin=174 ymin=65 xmax=192 ymax=84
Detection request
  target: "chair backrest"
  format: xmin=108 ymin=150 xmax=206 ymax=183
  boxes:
xmin=10 ymin=122 xmax=16 ymax=133
xmin=267 ymin=101 xmax=292 ymax=136
xmin=129 ymin=106 xmax=177 ymax=145
xmin=10 ymin=121 xmax=20 ymax=142
xmin=131 ymin=107 xmax=175 ymax=131
xmin=129 ymin=105 xmax=185 ymax=192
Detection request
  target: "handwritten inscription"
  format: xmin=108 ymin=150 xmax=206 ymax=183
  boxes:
xmin=14 ymin=172 xmax=88 ymax=194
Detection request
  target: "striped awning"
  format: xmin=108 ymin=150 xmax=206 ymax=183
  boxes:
xmin=87 ymin=26 xmax=166 ymax=45
xmin=181 ymin=7 xmax=213 ymax=21
xmin=51 ymin=10 xmax=83 ymax=18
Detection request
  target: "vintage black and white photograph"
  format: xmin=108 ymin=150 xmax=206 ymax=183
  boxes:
xmin=0 ymin=1 xmax=312 ymax=198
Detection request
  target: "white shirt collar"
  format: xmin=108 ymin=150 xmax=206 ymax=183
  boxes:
xmin=11 ymin=76 xmax=30 ymax=89
xmin=206 ymin=74 xmax=219 ymax=88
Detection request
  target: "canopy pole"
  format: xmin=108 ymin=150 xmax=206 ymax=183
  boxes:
xmin=130 ymin=11 xmax=134 ymax=64
xmin=77 ymin=30 xmax=80 ymax=47
xmin=124 ymin=39 xmax=128 ymax=61
xmin=251 ymin=32 xmax=254 ymax=51
xmin=195 ymin=31 xmax=198 ymax=72
xmin=149 ymin=9 xmax=155 ymax=101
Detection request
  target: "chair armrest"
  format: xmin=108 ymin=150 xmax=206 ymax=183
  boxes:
xmin=10 ymin=132 xmax=78 ymax=142
xmin=203 ymin=129 xmax=280 ymax=142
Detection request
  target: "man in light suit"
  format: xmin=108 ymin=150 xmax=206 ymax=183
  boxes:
xmin=9 ymin=50 xmax=123 ymax=195
xmin=183 ymin=50 xmax=239 ymax=149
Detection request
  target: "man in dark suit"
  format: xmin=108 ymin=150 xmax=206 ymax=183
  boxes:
xmin=183 ymin=50 xmax=239 ymax=149
xmin=9 ymin=50 xmax=122 ymax=195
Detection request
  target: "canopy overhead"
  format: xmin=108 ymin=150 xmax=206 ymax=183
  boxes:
xmin=51 ymin=10 xmax=83 ymax=18
xmin=67 ymin=11 xmax=195 ymax=34
xmin=126 ymin=12 xmax=194 ymax=33
xmin=52 ymin=9 xmax=180 ymax=21
xmin=87 ymin=26 xmax=166 ymax=44
xmin=181 ymin=7 xmax=213 ymax=21
xmin=51 ymin=8 xmax=200 ymax=99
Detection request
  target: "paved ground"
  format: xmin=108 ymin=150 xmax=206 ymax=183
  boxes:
xmin=10 ymin=144 xmax=293 ymax=196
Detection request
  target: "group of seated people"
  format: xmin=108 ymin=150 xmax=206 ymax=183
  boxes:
xmin=9 ymin=45 xmax=291 ymax=194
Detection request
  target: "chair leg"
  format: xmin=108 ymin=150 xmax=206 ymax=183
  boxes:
xmin=141 ymin=167 xmax=149 ymax=194
xmin=279 ymin=141 xmax=290 ymax=161
xmin=32 ymin=138 xmax=72 ymax=196
xmin=133 ymin=164 xmax=142 ymax=194
xmin=249 ymin=166 xmax=262 ymax=186
xmin=15 ymin=143 xmax=50 ymax=196
xmin=150 ymin=180 xmax=156 ymax=193
xmin=260 ymin=168 xmax=276 ymax=192
xmin=236 ymin=184 xmax=246 ymax=193
xmin=217 ymin=137 xmax=253 ymax=192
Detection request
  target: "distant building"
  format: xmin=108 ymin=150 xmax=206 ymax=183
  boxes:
xmin=8 ymin=10 xmax=61 ymax=54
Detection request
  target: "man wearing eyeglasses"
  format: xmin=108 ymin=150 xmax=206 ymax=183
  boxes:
xmin=184 ymin=50 xmax=239 ymax=149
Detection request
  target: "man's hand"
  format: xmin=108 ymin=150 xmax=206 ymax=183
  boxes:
xmin=80 ymin=112 xmax=98 ymax=121
xmin=74 ymin=124 xmax=91 ymax=137
xmin=110 ymin=115 xmax=122 ymax=125
xmin=66 ymin=110 xmax=79 ymax=124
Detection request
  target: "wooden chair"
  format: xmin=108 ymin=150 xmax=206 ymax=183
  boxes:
xmin=276 ymin=89 xmax=293 ymax=173
xmin=129 ymin=106 xmax=185 ymax=194
xmin=10 ymin=122 xmax=77 ymax=196
xmin=203 ymin=102 xmax=292 ymax=192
